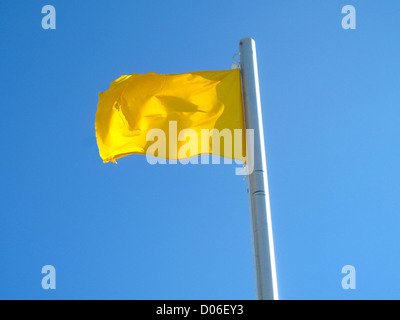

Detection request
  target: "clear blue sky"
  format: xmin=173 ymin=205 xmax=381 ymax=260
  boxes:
xmin=1 ymin=0 xmax=399 ymax=300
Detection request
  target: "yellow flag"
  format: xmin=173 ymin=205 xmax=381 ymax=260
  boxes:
xmin=95 ymin=69 xmax=246 ymax=163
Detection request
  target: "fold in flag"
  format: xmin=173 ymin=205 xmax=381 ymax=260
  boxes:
xmin=95 ymin=69 xmax=246 ymax=163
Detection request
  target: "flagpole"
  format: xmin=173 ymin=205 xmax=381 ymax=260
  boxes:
xmin=239 ymin=38 xmax=278 ymax=300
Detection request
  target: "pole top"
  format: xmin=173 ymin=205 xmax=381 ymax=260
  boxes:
xmin=239 ymin=38 xmax=256 ymax=46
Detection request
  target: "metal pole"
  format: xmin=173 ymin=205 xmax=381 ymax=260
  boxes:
xmin=239 ymin=38 xmax=278 ymax=300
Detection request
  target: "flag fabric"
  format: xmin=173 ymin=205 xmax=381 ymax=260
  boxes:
xmin=95 ymin=69 xmax=246 ymax=163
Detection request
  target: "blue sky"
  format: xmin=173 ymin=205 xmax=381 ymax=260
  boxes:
xmin=1 ymin=0 xmax=399 ymax=299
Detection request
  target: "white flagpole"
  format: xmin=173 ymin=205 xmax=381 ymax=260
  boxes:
xmin=239 ymin=38 xmax=279 ymax=300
